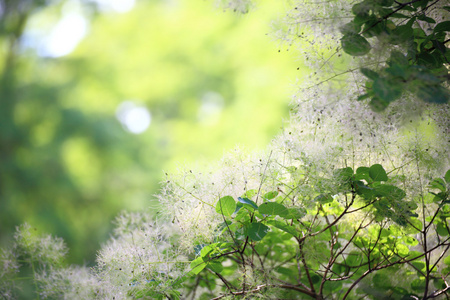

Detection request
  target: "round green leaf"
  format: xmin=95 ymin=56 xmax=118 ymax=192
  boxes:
xmin=341 ymin=34 xmax=371 ymax=56
xmin=369 ymin=164 xmax=388 ymax=181
xmin=258 ymin=202 xmax=289 ymax=217
xmin=215 ymin=196 xmax=236 ymax=217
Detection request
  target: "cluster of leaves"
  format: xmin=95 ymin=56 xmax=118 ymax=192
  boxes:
xmin=168 ymin=165 xmax=450 ymax=299
xmin=340 ymin=0 xmax=450 ymax=110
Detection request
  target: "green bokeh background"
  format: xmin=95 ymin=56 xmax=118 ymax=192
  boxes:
xmin=0 ymin=0 xmax=305 ymax=264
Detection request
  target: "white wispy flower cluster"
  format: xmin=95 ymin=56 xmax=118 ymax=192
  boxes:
xmin=1 ymin=214 xmax=188 ymax=299
xmin=158 ymin=148 xmax=287 ymax=251
xmin=93 ymin=211 xmax=186 ymax=299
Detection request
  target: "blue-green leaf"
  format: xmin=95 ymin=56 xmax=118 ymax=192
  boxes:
xmin=238 ymin=197 xmax=258 ymax=210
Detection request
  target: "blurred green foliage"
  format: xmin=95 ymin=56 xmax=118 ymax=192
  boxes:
xmin=0 ymin=0 xmax=302 ymax=264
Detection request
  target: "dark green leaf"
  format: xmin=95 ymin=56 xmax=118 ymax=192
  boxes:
xmin=445 ymin=169 xmax=450 ymax=183
xmin=369 ymin=164 xmax=388 ymax=181
xmin=352 ymin=1 xmax=371 ymax=15
xmin=389 ymin=51 xmax=408 ymax=66
xmin=416 ymin=85 xmax=449 ymax=104
xmin=399 ymin=5 xmax=416 ymax=12
xmin=434 ymin=21 xmax=450 ymax=33
xmin=369 ymin=97 xmax=389 ymax=111
xmin=390 ymin=13 xmax=410 ymax=18
xmin=375 ymin=0 xmax=394 ymax=6
xmin=417 ymin=14 xmax=435 ymax=23
xmin=246 ymin=222 xmax=269 ymax=241
xmin=215 ymin=196 xmax=236 ymax=217
xmin=340 ymin=22 xmax=362 ymax=35
xmin=374 ymin=184 xmax=406 ymax=200
xmin=412 ymin=0 xmax=429 ymax=9
xmin=341 ymin=34 xmax=371 ymax=56
xmin=258 ymin=202 xmax=289 ymax=217
xmin=360 ymin=68 xmax=379 ymax=80
xmin=373 ymin=77 xmax=402 ymax=102
xmin=443 ymin=6 xmax=450 ymax=12
xmin=357 ymin=93 xmax=371 ymax=101
xmin=411 ymin=278 xmax=426 ymax=291
xmin=390 ymin=25 xmax=414 ymax=44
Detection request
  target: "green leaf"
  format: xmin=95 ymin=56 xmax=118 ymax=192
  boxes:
xmin=417 ymin=14 xmax=435 ymax=23
xmin=357 ymin=93 xmax=371 ymax=101
xmin=360 ymin=68 xmax=379 ymax=80
xmin=373 ymin=184 xmax=406 ymax=200
xmin=429 ymin=178 xmax=446 ymax=192
xmin=335 ymin=167 xmax=354 ymax=182
xmin=286 ymin=207 xmax=307 ymax=219
xmin=389 ymin=51 xmax=408 ymax=66
xmin=390 ymin=13 xmax=410 ymax=18
xmin=369 ymin=164 xmax=388 ymax=181
xmin=238 ymin=197 xmax=258 ymax=210
xmin=246 ymin=222 xmax=269 ymax=241
xmin=267 ymin=220 xmax=298 ymax=236
xmin=390 ymin=25 xmax=414 ymax=44
xmin=208 ymin=261 xmax=224 ymax=273
xmin=189 ymin=256 xmax=206 ymax=275
xmin=341 ymin=34 xmax=371 ymax=56
xmin=346 ymin=251 xmax=364 ymax=267
xmin=352 ymin=1 xmax=372 ymax=15
xmin=258 ymin=202 xmax=289 ymax=217
xmin=411 ymin=278 xmax=426 ymax=291
xmin=373 ymin=77 xmax=402 ymax=102
xmin=444 ymin=254 xmax=450 ymax=265
xmin=445 ymin=169 xmax=450 ymax=183
xmin=340 ymin=21 xmax=362 ymax=35
xmin=411 ymin=261 xmax=426 ymax=272
xmin=375 ymin=0 xmax=394 ymax=6
xmin=263 ymin=191 xmax=279 ymax=200
xmin=416 ymin=85 xmax=449 ymax=104
xmin=215 ymin=196 xmax=236 ymax=217
xmin=314 ymin=194 xmax=333 ymax=204
xmin=369 ymin=97 xmax=389 ymax=111
xmin=355 ymin=167 xmax=371 ymax=181
xmin=436 ymin=222 xmax=449 ymax=236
